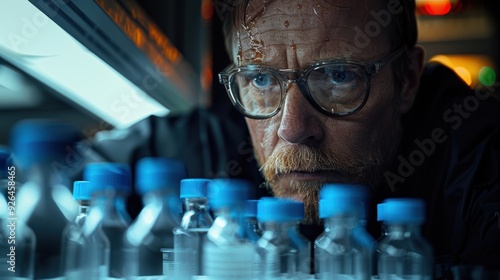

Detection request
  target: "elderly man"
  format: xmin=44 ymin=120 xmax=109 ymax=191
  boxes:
xmin=81 ymin=0 xmax=500 ymax=277
xmin=215 ymin=0 xmax=500 ymax=273
xmin=219 ymin=0 xmax=422 ymax=223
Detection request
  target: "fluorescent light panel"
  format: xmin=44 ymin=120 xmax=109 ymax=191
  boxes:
xmin=0 ymin=0 xmax=169 ymax=128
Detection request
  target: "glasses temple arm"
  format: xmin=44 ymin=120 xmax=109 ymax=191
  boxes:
xmin=369 ymin=46 xmax=408 ymax=74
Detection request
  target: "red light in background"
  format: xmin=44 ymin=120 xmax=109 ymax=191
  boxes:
xmin=416 ymin=0 xmax=464 ymax=16
xmin=424 ymin=0 xmax=451 ymax=15
xmin=201 ymin=0 xmax=213 ymax=21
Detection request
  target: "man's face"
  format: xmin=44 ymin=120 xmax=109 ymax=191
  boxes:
xmin=232 ymin=0 xmax=403 ymax=223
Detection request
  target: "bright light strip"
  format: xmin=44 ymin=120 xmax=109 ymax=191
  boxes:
xmin=0 ymin=0 xmax=169 ymax=128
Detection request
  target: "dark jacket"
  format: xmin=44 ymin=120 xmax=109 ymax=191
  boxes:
xmin=376 ymin=62 xmax=500 ymax=276
xmin=78 ymin=62 xmax=500 ymax=277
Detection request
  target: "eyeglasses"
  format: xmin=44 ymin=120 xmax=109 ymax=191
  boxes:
xmin=218 ymin=46 xmax=407 ymax=119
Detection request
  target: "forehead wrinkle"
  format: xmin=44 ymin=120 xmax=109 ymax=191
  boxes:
xmin=240 ymin=41 xmax=372 ymax=70
xmin=247 ymin=9 xmax=352 ymax=31
xmin=239 ymin=28 xmax=331 ymax=47
xmin=245 ymin=0 xmax=356 ymax=21
xmin=238 ymin=24 xmax=353 ymax=49
xmin=234 ymin=1 xmax=384 ymax=67
xmin=236 ymin=5 xmax=354 ymax=54
xmin=239 ymin=32 xmax=363 ymax=67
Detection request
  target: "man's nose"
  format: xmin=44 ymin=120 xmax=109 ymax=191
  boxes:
xmin=277 ymin=83 xmax=324 ymax=144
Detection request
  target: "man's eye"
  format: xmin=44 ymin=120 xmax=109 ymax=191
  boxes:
xmin=325 ymin=68 xmax=357 ymax=84
xmin=250 ymin=73 xmax=273 ymax=88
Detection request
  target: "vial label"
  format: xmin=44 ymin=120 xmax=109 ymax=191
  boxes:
xmin=161 ymin=248 xmax=175 ymax=277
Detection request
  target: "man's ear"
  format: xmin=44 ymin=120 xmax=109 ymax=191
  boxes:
xmin=399 ymin=45 xmax=425 ymax=113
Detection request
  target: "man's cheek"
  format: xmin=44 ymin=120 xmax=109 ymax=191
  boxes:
xmin=255 ymin=120 xmax=278 ymax=154
xmin=326 ymin=126 xmax=363 ymax=153
xmin=248 ymin=132 xmax=268 ymax=166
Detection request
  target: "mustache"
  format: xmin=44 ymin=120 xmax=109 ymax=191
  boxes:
xmin=261 ymin=145 xmax=380 ymax=179
xmin=260 ymin=145 xmax=382 ymax=225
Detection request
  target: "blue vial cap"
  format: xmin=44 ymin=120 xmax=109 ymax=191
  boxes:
xmin=207 ymin=179 xmax=252 ymax=209
xmin=180 ymin=178 xmax=211 ymax=198
xmin=257 ymin=198 xmax=304 ymax=222
xmin=244 ymin=199 xmax=258 ymax=218
xmin=319 ymin=198 xmax=361 ymax=218
xmin=73 ymin=181 xmax=92 ymax=201
xmin=320 ymin=183 xmax=367 ymax=201
xmin=136 ymin=157 xmax=187 ymax=195
xmin=9 ymin=119 xmax=81 ymax=167
xmin=83 ymin=162 xmax=132 ymax=194
xmin=377 ymin=198 xmax=426 ymax=225
xmin=319 ymin=183 xmax=368 ymax=218
xmin=0 ymin=147 xmax=11 ymax=178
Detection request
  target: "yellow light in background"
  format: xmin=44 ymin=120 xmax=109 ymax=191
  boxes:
xmin=428 ymin=54 xmax=496 ymax=88
xmin=430 ymin=55 xmax=453 ymax=67
xmin=452 ymin=67 xmax=471 ymax=86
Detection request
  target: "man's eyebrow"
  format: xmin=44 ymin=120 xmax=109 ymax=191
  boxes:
xmin=314 ymin=48 xmax=389 ymax=65
xmin=238 ymin=57 xmax=364 ymax=70
xmin=238 ymin=61 xmax=277 ymax=68
xmin=309 ymin=55 xmax=363 ymax=65
xmin=311 ymin=56 xmax=351 ymax=63
xmin=238 ymin=54 xmax=370 ymax=69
